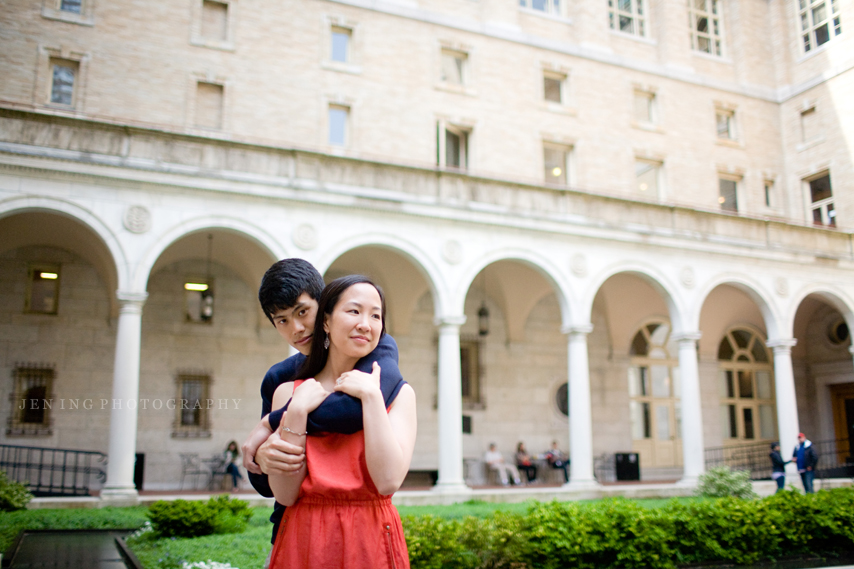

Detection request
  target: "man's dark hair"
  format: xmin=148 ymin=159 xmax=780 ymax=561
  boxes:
xmin=258 ymin=258 xmax=325 ymax=324
xmin=296 ymin=275 xmax=386 ymax=380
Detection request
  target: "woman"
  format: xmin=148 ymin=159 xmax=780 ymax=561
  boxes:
xmin=515 ymin=441 xmax=537 ymax=483
xmin=770 ymin=441 xmax=788 ymax=493
xmin=267 ymin=275 xmax=417 ymax=568
xmin=223 ymin=440 xmax=242 ymax=492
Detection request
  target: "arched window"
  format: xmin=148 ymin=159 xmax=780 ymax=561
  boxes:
xmin=628 ymin=321 xmax=682 ymax=467
xmin=718 ymin=328 xmax=776 ymax=443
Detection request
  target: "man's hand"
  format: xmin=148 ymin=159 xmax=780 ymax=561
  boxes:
xmin=256 ymin=429 xmax=306 ymax=475
xmin=242 ymin=417 xmax=274 ymax=475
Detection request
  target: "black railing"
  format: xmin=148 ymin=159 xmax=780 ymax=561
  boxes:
xmin=704 ymin=438 xmax=854 ymax=480
xmin=0 ymin=444 xmax=107 ymax=496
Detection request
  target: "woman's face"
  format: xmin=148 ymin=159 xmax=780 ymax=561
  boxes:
xmin=324 ymin=282 xmax=383 ymax=360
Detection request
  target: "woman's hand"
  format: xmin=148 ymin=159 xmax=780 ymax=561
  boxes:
xmin=333 ymin=361 xmax=382 ymax=401
xmin=288 ymin=378 xmax=330 ymax=415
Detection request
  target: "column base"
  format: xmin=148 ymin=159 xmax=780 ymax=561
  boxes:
xmin=99 ymin=486 xmax=140 ymax=506
xmin=565 ymin=478 xmax=600 ymax=491
xmin=675 ymin=475 xmax=700 ymax=488
xmin=431 ymin=481 xmax=471 ymax=494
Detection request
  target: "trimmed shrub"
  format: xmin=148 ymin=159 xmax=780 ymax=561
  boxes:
xmin=695 ymin=466 xmax=758 ymax=499
xmin=147 ymin=496 xmax=252 ymax=538
xmin=0 ymin=469 xmax=33 ymax=512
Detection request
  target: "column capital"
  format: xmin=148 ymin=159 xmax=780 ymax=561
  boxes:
xmin=434 ymin=315 xmax=466 ymax=329
xmin=673 ymin=331 xmax=702 ymax=343
xmin=767 ymin=338 xmax=797 ymax=352
xmin=116 ymin=291 xmax=148 ymax=313
xmin=561 ymin=323 xmax=593 ymax=335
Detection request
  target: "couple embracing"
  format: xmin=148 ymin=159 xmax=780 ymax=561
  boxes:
xmin=242 ymin=259 xmax=416 ymax=568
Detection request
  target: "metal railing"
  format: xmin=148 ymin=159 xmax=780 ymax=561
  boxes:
xmin=0 ymin=444 xmax=107 ymax=496
xmin=704 ymin=438 xmax=853 ymax=480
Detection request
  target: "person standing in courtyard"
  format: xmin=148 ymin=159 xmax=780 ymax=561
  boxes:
xmin=792 ymin=432 xmax=819 ymax=493
xmin=769 ymin=442 xmax=789 ymax=493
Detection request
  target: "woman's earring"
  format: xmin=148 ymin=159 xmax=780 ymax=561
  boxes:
xmin=323 ymin=336 xmax=330 ymax=350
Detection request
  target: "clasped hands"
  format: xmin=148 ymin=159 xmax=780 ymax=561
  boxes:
xmin=242 ymin=363 xmax=381 ymax=476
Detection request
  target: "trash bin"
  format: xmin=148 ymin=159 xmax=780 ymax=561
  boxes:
xmin=134 ymin=453 xmax=145 ymax=490
xmin=615 ymin=452 xmax=640 ymax=481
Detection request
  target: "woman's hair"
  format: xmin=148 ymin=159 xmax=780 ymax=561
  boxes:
xmin=226 ymin=440 xmax=239 ymax=456
xmin=296 ymin=274 xmax=386 ymax=380
xmin=517 ymin=442 xmax=525 ymax=452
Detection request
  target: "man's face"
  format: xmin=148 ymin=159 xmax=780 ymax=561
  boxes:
xmin=270 ymin=292 xmax=319 ymax=355
xmin=798 ymin=435 xmax=805 ymax=443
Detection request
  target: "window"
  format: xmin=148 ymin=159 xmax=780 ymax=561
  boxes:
xmin=460 ymin=337 xmax=482 ymax=407
xmin=634 ymin=90 xmax=655 ymax=124
xmin=328 ymin=104 xmax=349 ymax=146
xmin=8 ymin=365 xmax=54 ymax=436
xmin=520 ymin=0 xmax=561 ymax=15
xmin=764 ymin=180 xmax=773 ymax=208
xmin=636 ymin=159 xmax=661 ymax=197
xmin=440 ymin=49 xmax=467 ymax=86
xmin=808 ymin=173 xmax=835 ymax=227
xmin=201 ymin=0 xmax=228 ymax=42
xmin=544 ymin=144 xmax=570 ymax=185
xmin=438 ymin=122 xmax=469 ymax=170
xmin=26 ymin=264 xmax=60 ymax=314
xmin=718 ymin=329 xmax=775 ymax=442
xmin=628 ymin=322 xmax=682 ymax=467
xmin=49 ymin=59 xmax=77 ymax=106
xmin=718 ymin=178 xmax=737 ymax=212
xmin=716 ymin=109 xmax=735 ymax=140
xmin=799 ymin=0 xmax=842 ymax=52
xmin=174 ymin=373 xmax=211 ymax=437
xmin=194 ymin=81 xmax=224 ymax=129
xmin=800 ymin=107 xmax=820 ymax=143
xmin=60 ymin=0 xmax=82 ymax=13
xmin=543 ymin=73 xmax=564 ymax=104
xmin=609 ymin=0 xmax=646 ymax=36
xmin=688 ymin=0 xmax=723 ymax=56
xmin=185 ymin=280 xmax=214 ymax=323
xmin=331 ymin=26 xmax=351 ymax=63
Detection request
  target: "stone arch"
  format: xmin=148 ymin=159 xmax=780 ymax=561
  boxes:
xmin=787 ymin=284 xmax=854 ymax=339
xmin=0 ymin=195 xmax=126 ymax=313
xmin=317 ymin=233 xmax=444 ymax=320
xmin=135 ymin=215 xmax=285 ymax=292
xmin=454 ymin=248 xmax=574 ymax=333
xmin=696 ymin=274 xmax=781 ymax=340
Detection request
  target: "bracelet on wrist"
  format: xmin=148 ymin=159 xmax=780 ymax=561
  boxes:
xmin=282 ymin=426 xmax=307 ymax=437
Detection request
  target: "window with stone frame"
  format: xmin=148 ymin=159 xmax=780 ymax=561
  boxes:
xmin=201 ymin=0 xmax=228 ymax=42
xmin=715 ymin=108 xmax=736 ymax=140
xmin=59 ymin=0 xmax=82 ymax=13
xmin=688 ymin=0 xmax=724 ymax=56
xmin=194 ymin=81 xmax=224 ymax=129
xmin=633 ymin=90 xmax=655 ymax=124
xmin=328 ymin=104 xmax=349 ymax=146
xmin=718 ymin=177 xmax=738 ymax=212
xmin=173 ymin=373 xmax=211 ymax=437
xmin=330 ymin=26 xmax=352 ymax=63
xmin=628 ymin=322 xmax=681 ymax=444
xmin=438 ymin=122 xmax=469 ymax=170
xmin=800 ymin=107 xmax=820 ymax=143
xmin=544 ymin=143 xmax=570 ymax=185
xmin=609 ymin=0 xmax=647 ymax=36
xmin=460 ymin=336 xmax=483 ymax=407
xmin=7 ymin=365 xmax=55 ymax=436
xmin=26 ymin=264 xmax=61 ymax=314
xmin=543 ymin=72 xmax=565 ymax=104
xmin=49 ymin=59 xmax=78 ymax=106
xmin=718 ymin=329 xmax=775 ymax=443
xmin=440 ymin=49 xmax=467 ymax=86
xmin=798 ymin=0 xmax=842 ymax=53
xmin=520 ymin=0 xmax=561 ymax=16
xmin=808 ymin=172 xmax=835 ymax=227
xmin=636 ymin=159 xmax=661 ymax=197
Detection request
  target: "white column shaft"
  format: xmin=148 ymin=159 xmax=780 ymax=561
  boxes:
xmin=434 ymin=318 xmax=467 ymax=490
xmin=567 ymin=326 xmax=596 ymax=486
xmin=770 ymin=340 xmax=799 ymax=463
xmin=102 ymin=292 xmax=147 ymax=498
xmin=676 ymin=333 xmax=704 ymax=483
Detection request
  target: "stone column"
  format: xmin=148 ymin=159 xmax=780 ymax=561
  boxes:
xmin=768 ymin=339 xmax=799 ymax=472
xmin=564 ymin=324 xmax=598 ymax=487
xmin=674 ymin=332 xmax=704 ymax=485
xmin=101 ymin=291 xmax=147 ymax=503
xmin=433 ymin=316 xmax=469 ymax=493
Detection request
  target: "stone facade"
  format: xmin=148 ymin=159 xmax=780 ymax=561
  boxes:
xmin=0 ymin=0 xmax=852 ymax=494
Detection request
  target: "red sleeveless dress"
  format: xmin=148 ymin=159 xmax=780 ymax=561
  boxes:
xmin=268 ymin=381 xmax=410 ymax=569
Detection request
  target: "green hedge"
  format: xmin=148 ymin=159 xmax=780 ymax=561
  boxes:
xmin=403 ymin=488 xmax=854 ymax=569
xmin=147 ymin=495 xmax=252 ymax=538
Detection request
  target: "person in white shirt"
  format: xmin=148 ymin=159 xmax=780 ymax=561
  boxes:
xmin=484 ymin=443 xmax=522 ymax=486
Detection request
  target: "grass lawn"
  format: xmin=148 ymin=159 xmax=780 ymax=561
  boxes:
xmin=1 ymin=497 xmax=705 ymax=568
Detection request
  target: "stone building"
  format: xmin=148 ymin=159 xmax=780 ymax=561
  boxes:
xmin=0 ymin=0 xmax=852 ymax=498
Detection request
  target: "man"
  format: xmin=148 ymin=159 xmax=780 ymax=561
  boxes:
xmin=484 ymin=443 xmax=522 ymax=486
xmin=242 ymin=258 xmax=403 ymax=550
xmin=792 ymin=432 xmax=819 ymax=494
